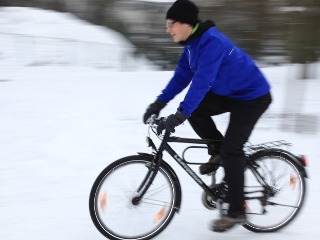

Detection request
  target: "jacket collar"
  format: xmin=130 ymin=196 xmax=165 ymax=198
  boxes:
xmin=179 ymin=20 xmax=216 ymax=45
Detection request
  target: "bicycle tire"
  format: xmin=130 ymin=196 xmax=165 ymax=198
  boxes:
xmin=89 ymin=155 xmax=180 ymax=240
xmin=243 ymin=149 xmax=306 ymax=232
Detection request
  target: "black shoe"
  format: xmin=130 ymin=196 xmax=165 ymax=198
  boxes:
xmin=212 ymin=215 xmax=247 ymax=232
xmin=199 ymin=155 xmax=221 ymax=175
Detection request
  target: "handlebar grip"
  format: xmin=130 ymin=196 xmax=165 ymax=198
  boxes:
xmin=146 ymin=114 xmax=161 ymax=125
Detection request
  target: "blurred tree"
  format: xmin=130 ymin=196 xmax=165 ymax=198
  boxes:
xmin=88 ymin=0 xmax=128 ymax=42
xmin=0 ymin=0 xmax=11 ymax=6
xmin=90 ymin=0 xmax=110 ymax=26
xmin=285 ymin=0 xmax=320 ymax=78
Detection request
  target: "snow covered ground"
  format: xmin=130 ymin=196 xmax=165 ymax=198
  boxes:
xmin=0 ymin=7 xmax=319 ymax=240
xmin=0 ymin=7 xmax=155 ymax=71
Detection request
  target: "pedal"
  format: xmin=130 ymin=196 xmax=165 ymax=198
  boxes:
xmin=202 ymin=172 xmax=217 ymax=210
xmin=201 ymin=191 xmax=217 ymax=210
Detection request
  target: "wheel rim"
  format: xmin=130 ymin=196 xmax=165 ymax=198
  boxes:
xmin=93 ymin=160 xmax=176 ymax=239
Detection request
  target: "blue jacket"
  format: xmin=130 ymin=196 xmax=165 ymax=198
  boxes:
xmin=157 ymin=21 xmax=270 ymax=117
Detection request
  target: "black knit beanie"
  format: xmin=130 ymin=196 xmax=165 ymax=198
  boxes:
xmin=166 ymin=0 xmax=199 ymax=26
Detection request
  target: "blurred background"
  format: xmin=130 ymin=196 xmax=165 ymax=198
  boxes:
xmin=1 ymin=0 xmax=319 ymax=72
xmin=0 ymin=0 xmax=319 ymax=133
xmin=0 ymin=3 xmax=319 ymax=240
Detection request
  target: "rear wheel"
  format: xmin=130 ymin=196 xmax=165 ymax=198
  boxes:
xmin=243 ymin=150 xmax=306 ymax=232
xmin=89 ymin=155 xmax=179 ymax=240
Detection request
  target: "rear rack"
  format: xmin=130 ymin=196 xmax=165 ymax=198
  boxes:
xmin=245 ymin=140 xmax=291 ymax=153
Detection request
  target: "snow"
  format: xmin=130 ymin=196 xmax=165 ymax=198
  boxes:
xmin=0 ymin=7 xmax=156 ymax=71
xmin=0 ymin=7 xmax=319 ymax=240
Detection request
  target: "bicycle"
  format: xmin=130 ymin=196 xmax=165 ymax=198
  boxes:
xmin=89 ymin=115 xmax=308 ymax=240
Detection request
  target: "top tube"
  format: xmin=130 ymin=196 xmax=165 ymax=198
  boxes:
xmin=147 ymin=115 xmax=222 ymax=145
xmin=167 ymin=136 xmax=222 ymax=145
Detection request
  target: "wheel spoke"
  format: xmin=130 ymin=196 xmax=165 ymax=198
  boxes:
xmin=140 ymin=198 xmax=173 ymax=207
xmin=266 ymin=201 xmax=299 ymax=209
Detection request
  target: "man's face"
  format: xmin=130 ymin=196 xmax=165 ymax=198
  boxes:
xmin=166 ymin=20 xmax=193 ymax=42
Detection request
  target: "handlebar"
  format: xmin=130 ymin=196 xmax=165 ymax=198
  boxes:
xmin=146 ymin=114 xmax=161 ymax=126
xmin=146 ymin=114 xmax=170 ymax=138
xmin=146 ymin=115 xmax=171 ymax=139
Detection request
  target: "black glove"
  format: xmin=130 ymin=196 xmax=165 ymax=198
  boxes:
xmin=143 ymin=100 xmax=166 ymax=124
xmin=156 ymin=111 xmax=188 ymax=135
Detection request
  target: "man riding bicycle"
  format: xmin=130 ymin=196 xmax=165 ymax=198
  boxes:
xmin=143 ymin=0 xmax=271 ymax=232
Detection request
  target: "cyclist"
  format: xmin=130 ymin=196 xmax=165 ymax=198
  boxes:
xmin=143 ymin=0 xmax=272 ymax=232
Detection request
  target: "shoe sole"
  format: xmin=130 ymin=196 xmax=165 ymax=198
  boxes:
xmin=212 ymin=220 xmax=246 ymax=232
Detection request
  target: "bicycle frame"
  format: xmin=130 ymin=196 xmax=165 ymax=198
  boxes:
xmin=133 ymin=131 xmax=222 ymax=205
xmin=136 ymin=120 xmax=310 ymax=210
xmin=133 ymin=129 xmax=282 ymax=209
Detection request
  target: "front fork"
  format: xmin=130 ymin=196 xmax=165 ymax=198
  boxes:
xmin=132 ymin=132 xmax=170 ymax=205
xmin=131 ymin=154 xmax=161 ymax=205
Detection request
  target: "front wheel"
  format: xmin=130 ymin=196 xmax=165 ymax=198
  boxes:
xmin=243 ymin=150 xmax=306 ymax=232
xmin=89 ymin=155 xmax=180 ymax=240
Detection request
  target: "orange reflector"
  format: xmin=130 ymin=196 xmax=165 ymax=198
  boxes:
xmin=300 ymin=155 xmax=308 ymax=167
xmin=290 ymin=174 xmax=297 ymax=189
xmin=99 ymin=192 xmax=107 ymax=212
xmin=244 ymin=202 xmax=251 ymax=213
xmin=154 ymin=207 xmax=166 ymax=223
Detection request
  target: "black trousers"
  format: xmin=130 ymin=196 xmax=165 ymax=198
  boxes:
xmin=188 ymin=91 xmax=272 ymax=217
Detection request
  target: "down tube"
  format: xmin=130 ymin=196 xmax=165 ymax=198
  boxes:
xmin=164 ymin=143 xmax=212 ymax=193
